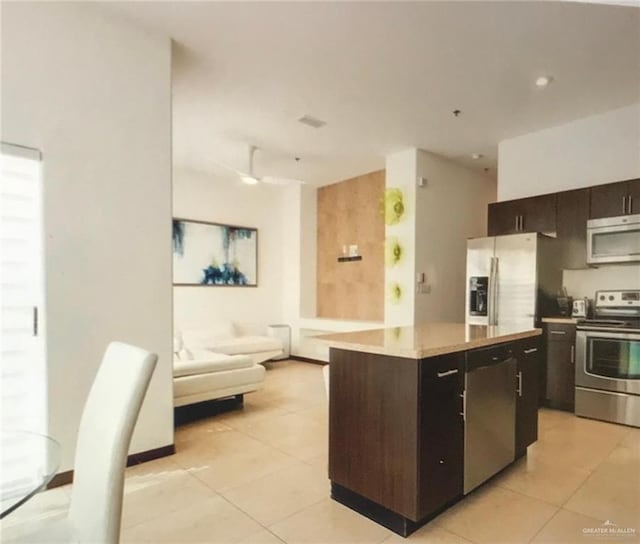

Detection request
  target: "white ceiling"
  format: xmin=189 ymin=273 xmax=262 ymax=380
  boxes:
xmin=105 ymin=1 xmax=640 ymax=186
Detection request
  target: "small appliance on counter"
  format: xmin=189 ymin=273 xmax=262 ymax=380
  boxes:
xmin=572 ymin=297 xmax=589 ymax=318
xmin=575 ymin=289 xmax=640 ymax=428
xmin=556 ymin=287 xmax=572 ymax=317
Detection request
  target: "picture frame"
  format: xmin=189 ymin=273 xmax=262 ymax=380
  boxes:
xmin=172 ymin=218 xmax=258 ymax=287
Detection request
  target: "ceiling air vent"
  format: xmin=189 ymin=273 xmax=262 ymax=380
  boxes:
xmin=298 ymin=115 xmax=326 ymax=129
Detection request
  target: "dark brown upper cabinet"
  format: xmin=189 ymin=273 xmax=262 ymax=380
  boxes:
xmin=556 ymin=188 xmax=590 ymax=269
xmin=590 ymin=179 xmax=640 ymax=219
xmin=628 ymin=179 xmax=640 ymax=215
xmin=488 ymin=194 xmax=556 ymax=236
xmin=488 ymin=200 xmax=520 ymax=236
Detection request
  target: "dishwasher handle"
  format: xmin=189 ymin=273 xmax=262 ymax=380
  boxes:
xmin=468 ymin=354 xmax=516 ymax=373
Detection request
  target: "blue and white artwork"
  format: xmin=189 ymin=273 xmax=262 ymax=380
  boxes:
xmin=172 ymin=219 xmax=258 ymax=286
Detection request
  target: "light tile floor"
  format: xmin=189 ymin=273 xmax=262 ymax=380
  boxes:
xmin=2 ymin=361 xmax=639 ymax=543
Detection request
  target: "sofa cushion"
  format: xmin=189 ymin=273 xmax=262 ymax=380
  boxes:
xmin=181 ymin=325 xmax=235 ymax=351
xmin=173 ymin=353 xmax=253 ymax=378
xmin=173 ymin=363 xmax=265 ymax=402
xmin=209 ymin=335 xmax=283 ymax=355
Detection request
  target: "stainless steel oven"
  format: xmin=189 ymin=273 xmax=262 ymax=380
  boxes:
xmin=587 ymin=214 xmax=640 ymax=265
xmin=576 ymin=329 xmax=640 ymax=395
xmin=575 ymin=289 xmax=640 ymax=427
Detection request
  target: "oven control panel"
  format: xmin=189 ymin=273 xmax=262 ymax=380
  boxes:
xmin=595 ymin=290 xmax=640 ymax=308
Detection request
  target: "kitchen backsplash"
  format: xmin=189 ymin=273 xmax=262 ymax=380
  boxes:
xmin=563 ymin=264 xmax=640 ymax=300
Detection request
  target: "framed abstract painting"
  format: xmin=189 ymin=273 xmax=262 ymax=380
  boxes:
xmin=172 ymin=218 xmax=258 ymax=286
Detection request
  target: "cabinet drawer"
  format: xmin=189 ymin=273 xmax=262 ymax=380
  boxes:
xmin=421 ymin=353 xmax=464 ymax=380
xmin=466 ymin=342 xmax=512 ymax=371
xmin=516 ymin=337 xmax=541 ymax=355
xmin=544 ymin=323 xmax=576 ymax=341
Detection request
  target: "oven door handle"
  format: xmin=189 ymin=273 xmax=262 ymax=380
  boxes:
xmin=578 ymin=329 xmax=640 ymax=340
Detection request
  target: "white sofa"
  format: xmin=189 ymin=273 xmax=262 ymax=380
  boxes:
xmin=173 ymin=350 xmax=265 ymax=407
xmin=181 ymin=324 xmax=285 ymax=365
xmin=172 ymin=324 xmax=281 ymax=407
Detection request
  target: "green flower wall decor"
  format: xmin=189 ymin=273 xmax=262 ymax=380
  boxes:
xmin=383 ymin=188 xmax=405 ymax=225
xmin=388 ymin=282 xmax=403 ymax=304
xmin=385 ymin=237 xmax=404 ymax=267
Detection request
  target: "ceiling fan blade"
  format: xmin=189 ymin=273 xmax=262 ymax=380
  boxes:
xmin=261 ymin=176 xmax=306 ymax=186
xmin=210 ymin=158 xmax=250 ymax=178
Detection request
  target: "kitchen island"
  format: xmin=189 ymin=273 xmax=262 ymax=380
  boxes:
xmin=317 ymin=322 xmax=541 ymax=537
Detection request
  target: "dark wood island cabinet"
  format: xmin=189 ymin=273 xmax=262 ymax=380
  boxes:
xmin=320 ymin=323 xmax=541 ymax=537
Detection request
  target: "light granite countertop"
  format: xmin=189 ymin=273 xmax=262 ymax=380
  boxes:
xmin=541 ymin=316 xmax=578 ymax=324
xmin=315 ymin=322 xmax=541 ymax=359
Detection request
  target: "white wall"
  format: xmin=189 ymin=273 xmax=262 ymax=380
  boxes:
xmin=173 ymin=168 xmax=285 ymax=332
xmin=280 ymin=184 xmax=319 ymax=356
xmin=415 ymin=150 xmax=496 ymax=323
xmin=498 ymin=103 xmax=640 ymax=201
xmin=563 ymin=266 xmax=640 ymax=299
xmin=1 ymin=3 xmax=173 ymax=471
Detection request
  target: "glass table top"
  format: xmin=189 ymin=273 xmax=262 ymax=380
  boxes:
xmin=0 ymin=430 xmax=60 ymax=518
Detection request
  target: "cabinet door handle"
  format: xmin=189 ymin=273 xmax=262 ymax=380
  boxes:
xmin=550 ymin=330 xmax=566 ymax=335
xmin=516 ymin=371 xmax=523 ymax=397
xmin=629 ymin=195 xmax=633 ymax=215
xmin=437 ymin=369 xmax=459 ymax=378
xmin=570 ymin=345 xmax=575 ymax=364
xmin=524 ymin=347 xmax=538 ymax=354
xmin=460 ymin=391 xmax=466 ymax=421
xmin=514 ymin=215 xmax=519 ymax=231
xmin=622 ymin=195 xmax=627 ymax=215
xmin=520 ymin=215 xmax=524 ymax=231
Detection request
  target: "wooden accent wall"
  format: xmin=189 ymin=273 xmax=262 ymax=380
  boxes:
xmin=316 ymin=170 xmax=385 ymax=320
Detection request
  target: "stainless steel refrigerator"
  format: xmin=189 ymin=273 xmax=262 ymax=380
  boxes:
xmin=465 ymin=233 xmax=561 ymax=329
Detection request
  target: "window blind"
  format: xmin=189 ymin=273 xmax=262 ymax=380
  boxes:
xmin=1 ymin=143 xmax=46 ymax=429
xmin=0 ymin=143 xmax=47 ymax=497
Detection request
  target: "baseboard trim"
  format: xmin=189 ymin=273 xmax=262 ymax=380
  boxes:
xmin=47 ymin=470 xmax=73 ymax=489
xmin=289 ymin=355 xmax=327 ymax=365
xmin=128 ymin=443 xmax=175 ymax=466
xmin=46 ymin=443 xmax=176 ymax=490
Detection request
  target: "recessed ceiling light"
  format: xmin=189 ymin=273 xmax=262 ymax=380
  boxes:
xmin=535 ymin=76 xmax=553 ymax=88
xmin=471 ymin=153 xmax=483 ymax=160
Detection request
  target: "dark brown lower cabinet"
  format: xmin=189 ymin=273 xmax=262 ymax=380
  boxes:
xmin=328 ymin=348 xmax=464 ymax=535
xmin=544 ymin=323 xmax=576 ymax=411
xmin=514 ymin=338 xmax=540 ymax=457
xmin=417 ymin=353 xmax=464 ymax=518
xmin=328 ymin=340 xmax=539 ymax=537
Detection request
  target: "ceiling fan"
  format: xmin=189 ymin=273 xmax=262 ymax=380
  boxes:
xmin=219 ymin=145 xmax=305 ymax=186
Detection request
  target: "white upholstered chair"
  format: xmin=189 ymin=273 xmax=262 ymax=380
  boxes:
xmin=16 ymin=342 xmax=158 ymax=544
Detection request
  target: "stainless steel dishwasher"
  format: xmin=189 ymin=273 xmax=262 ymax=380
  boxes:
xmin=463 ymin=345 xmax=517 ymax=494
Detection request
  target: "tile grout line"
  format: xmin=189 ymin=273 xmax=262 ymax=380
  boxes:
xmin=558 ymin=432 xmax=627 ymax=513
xmin=525 ymin=505 xmax=564 ymax=544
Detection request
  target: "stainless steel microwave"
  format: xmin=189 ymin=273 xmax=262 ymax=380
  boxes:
xmin=587 ymin=214 xmax=640 ymax=264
